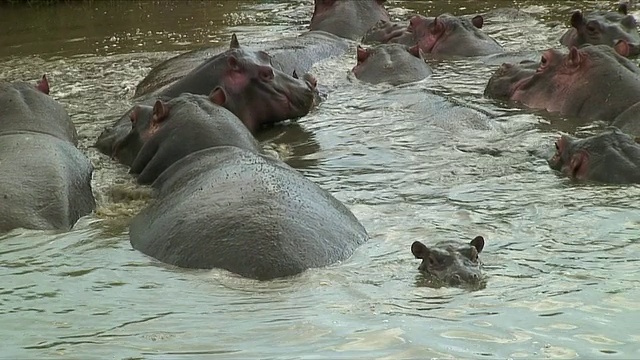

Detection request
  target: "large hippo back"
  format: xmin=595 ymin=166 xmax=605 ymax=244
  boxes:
xmin=130 ymin=146 xmax=369 ymax=280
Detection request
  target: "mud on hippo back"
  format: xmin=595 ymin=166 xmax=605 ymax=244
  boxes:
xmin=559 ymin=3 xmax=640 ymax=58
xmin=95 ymin=34 xmax=317 ymax=166
xmin=363 ymin=13 xmax=503 ymax=58
xmin=121 ymin=93 xmax=368 ymax=280
xmin=0 ymin=76 xmax=95 ymax=233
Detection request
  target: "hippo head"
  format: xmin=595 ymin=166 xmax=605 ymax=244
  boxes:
xmin=484 ymin=45 xmax=640 ymax=121
xmin=209 ymin=35 xmax=318 ymax=134
xmin=559 ymin=4 xmax=640 ymax=57
xmin=111 ymin=102 xmax=157 ymax=164
xmin=411 ymin=236 xmax=485 ymax=288
xmin=362 ymin=19 xmax=416 ymax=46
xmin=352 ymin=43 xmax=431 ymax=85
xmin=548 ymin=128 xmax=640 ymax=184
xmin=310 ymin=0 xmax=390 ymax=40
xmin=408 ymin=14 xmax=503 ymax=57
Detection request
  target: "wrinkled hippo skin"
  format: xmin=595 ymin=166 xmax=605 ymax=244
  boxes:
xmin=559 ymin=3 xmax=640 ymax=58
xmin=310 ymin=0 xmax=389 ymax=41
xmin=485 ymin=44 xmax=640 ymax=123
xmin=363 ymin=14 xmax=503 ymax=58
xmin=548 ymin=127 xmax=640 ymax=183
xmin=411 ymin=236 xmax=485 ymax=288
xmin=0 ymin=76 xmax=95 ymax=233
xmin=126 ymin=94 xmax=368 ymax=280
xmin=352 ymin=44 xmax=432 ymax=85
xmin=95 ymin=35 xmax=317 ymax=166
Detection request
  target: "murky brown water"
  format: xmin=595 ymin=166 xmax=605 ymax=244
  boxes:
xmin=2 ymin=0 xmax=640 ymax=358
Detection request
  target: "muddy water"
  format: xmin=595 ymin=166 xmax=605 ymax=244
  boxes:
xmin=1 ymin=0 xmax=640 ymax=358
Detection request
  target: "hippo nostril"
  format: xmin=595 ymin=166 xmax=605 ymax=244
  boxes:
xmin=303 ymin=73 xmax=317 ymax=89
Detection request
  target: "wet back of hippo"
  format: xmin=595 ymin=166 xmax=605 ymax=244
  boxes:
xmin=129 ymin=146 xmax=368 ymax=280
xmin=0 ymin=80 xmax=95 ymax=232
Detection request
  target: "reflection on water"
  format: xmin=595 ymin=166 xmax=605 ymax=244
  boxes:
xmin=1 ymin=0 xmax=640 ymax=359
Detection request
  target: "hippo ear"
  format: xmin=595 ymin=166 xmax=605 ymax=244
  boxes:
xmin=471 ymin=15 xmax=484 ymax=29
xmin=615 ymin=39 xmax=631 ymax=57
xmin=227 ymin=56 xmax=240 ymax=71
xmin=570 ymin=11 xmax=585 ymax=29
xmin=209 ymin=87 xmax=228 ymax=106
xmin=356 ymin=45 xmax=370 ymax=63
xmin=408 ymin=44 xmax=423 ymax=58
xmin=618 ymin=2 xmax=629 ymax=15
xmin=229 ymin=33 xmax=240 ymax=49
xmin=470 ymin=236 xmax=485 ymax=254
xmin=129 ymin=106 xmax=140 ymax=124
xmin=568 ymin=150 xmax=589 ymax=179
xmin=36 ymin=75 xmax=50 ymax=95
xmin=432 ymin=16 xmax=445 ymax=34
xmin=411 ymin=241 xmax=430 ymax=259
xmin=567 ymin=47 xmax=582 ymax=67
xmin=152 ymin=100 xmax=169 ymax=124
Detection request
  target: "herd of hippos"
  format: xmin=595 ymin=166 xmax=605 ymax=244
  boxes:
xmin=2 ymin=0 xmax=640 ymax=287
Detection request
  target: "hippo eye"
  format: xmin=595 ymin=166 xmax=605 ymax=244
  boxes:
xmin=586 ymin=24 xmax=597 ymax=33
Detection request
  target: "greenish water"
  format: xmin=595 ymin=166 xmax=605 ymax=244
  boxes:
xmin=1 ymin=1 xmax=639 ymax=359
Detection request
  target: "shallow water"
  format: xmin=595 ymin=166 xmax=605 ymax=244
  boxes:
xmin=1 ymin=0 xmax=640 ymax=359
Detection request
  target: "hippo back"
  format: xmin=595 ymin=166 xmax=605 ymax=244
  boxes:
xmin=130 ymin=146 xmax=369 ymax=280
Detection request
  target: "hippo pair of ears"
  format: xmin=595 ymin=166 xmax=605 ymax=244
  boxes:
xmin=36 ymin=75 xmax=49 ymax=95
xmin=129 ymin=100 xmax=170 ymax=125
xmin=411 ymin=236 xmax=485 ymax=262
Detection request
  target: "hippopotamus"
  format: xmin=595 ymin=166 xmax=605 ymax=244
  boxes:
xmin=548 ymin=127 xmax=640 ymax=183
xmin=0 ymin=76 xmax=95 ymax=233
xmin=362 ymin=14 xmax=504 ymax=58
xmin=411 ymin=236 xmax=485 ymax=287
xmin=95 ymin=35 xmax=317 ymax=166
xmin=124 ymin=93 xmax=368 ymax=280
xmin=559 ymin=3 xmax=640 ymax=58
xmin=484 ymin=44 xmax=640 ymax=124
xmin=309 ymin=0 xmax=389 ymax=41
xmin=352 ymin=43 xmax=432 ymax=85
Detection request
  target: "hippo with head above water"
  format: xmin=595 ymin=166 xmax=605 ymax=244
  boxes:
xmin=548 ymin=127 xmax=640 ymax=184
xmin=352 ymin=43 xmax=432 ymax=85
xmin=559 ymin=3 xmax=640 ymax=58
xmin=0 ymin=76 xmax=95 ymax=233
xmin=120 ymin=93 xmax=368 ymax=280
xmin=484 ymin=44 xmax=640 ymax=124
xmin=411 ymin=236 xmax=485 ymax=288
xmin=95 ymin=34 xmax=317 ymax=166
xmin=363 ymin=14 xmax=504 ymax=58
xmin=310 ymin=0 xmax=389 ymax=41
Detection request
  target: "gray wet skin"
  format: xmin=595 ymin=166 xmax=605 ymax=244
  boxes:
xmin=548 ymin=127 xmax=640 ymax=184
xmin=484 ymin=44 xmax=640 ymax=123
xmin=0 ymin=76 xmax=95 ymax=233
xmin=95 ymin=34 xmax=317 ymax=166
xmin=309 ymin=0 xmax=390 ymax=41
xmin=363 ymin=14 xmax=503 ymax=58
xmin=352 ymin=43 xmax=432 ymax=85
xmin=411 ymin=236 xmax=485 ymax=287
xmin=559 ymin=3 xmax=640 ymax=58
xmin=126 ymin=93 xmax=368 ymax=280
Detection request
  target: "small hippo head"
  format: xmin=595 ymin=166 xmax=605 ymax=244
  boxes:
xmin=411 ymin=236 xmax=485 ymax=288
xmin=408 ymin=13 xmax=503 ymax=57
xmin=548 ymin=127 xmax=640 ymax=184
xmin=362 ymin=19 xmax=416 ymax=46
xmin=560 ymin=4 xmax=640 ymax=57
xmin=352 ymin=43 xmax=431 ymax=85
xmin=310 ymin=0 xmax=390 ymax=40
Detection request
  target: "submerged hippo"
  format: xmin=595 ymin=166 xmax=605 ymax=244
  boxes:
xmin=411 ymin=236 xmax=485 ymax=287
xmin=0 ymin=76 xmax=95 ymax=233
xmin=125 ymin=93 xmax=368 ymax=280
xmin=559 ymin=3 xmax=640 ymax=58
xmin=484 ymin=44 xmax=640 ymax=123
xmin=95 ymin=34 xmax=317 ymax=166
xmin=352 ymin=43 xmax=432 ymax=85
xmin=363 ymin=14 xmax=504 ymax=58
xmin=310 ymin=0 xmax=389 ymax=41
xmin=548 ymin=127 xmax=640 ymax=184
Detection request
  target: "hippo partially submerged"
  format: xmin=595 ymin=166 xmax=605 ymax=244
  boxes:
xmin=121 ymin=93 xmax=368 ymax=280
xmin=411 ymin=236 xmax=486 ymax=288
xmin=352 ymin=43 xmax=432 ymax=85
xmin=310 ymin=0 xmax=389 ymax=41
xmin=0 ymin=76 xmax=95 ymax=233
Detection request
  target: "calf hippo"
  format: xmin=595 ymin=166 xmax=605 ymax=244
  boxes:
xmin=0 ymin=76 xmax=95 ymax=233
xmin=126 ymin=93 xmax=368 ymax=280
xmin=559 ymin=3 xmax=640 ymax=58
xmin=411 ymin=236 xmax=485 ymax=288
xmin=95 ymin=34 xmax=317 ymax=166
xmin=484 ymin=44 xmax=640 ymax=123
xmin=548 ymin=127 xmax=640 ymax=184
xmin=363 ymin=14 xmax=504 ymax=58
xmin=310 ymin=0 xmax=389 ymax=41
xmin=352 ymin=44 xmax=432 ymax=85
